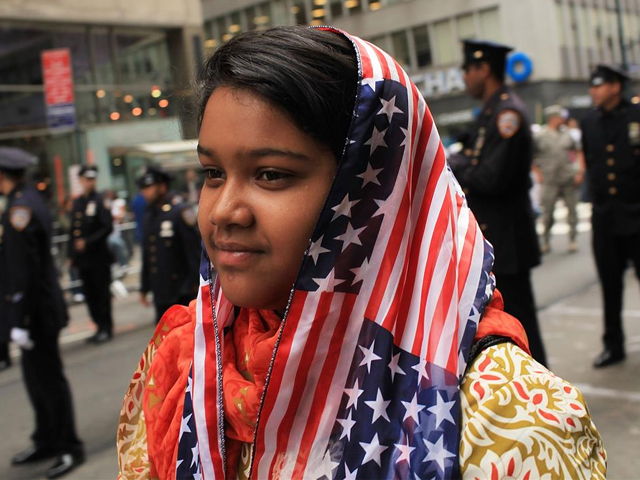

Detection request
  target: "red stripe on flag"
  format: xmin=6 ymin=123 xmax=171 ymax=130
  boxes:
xmin=353 ymin=38 xmax=373 ymax=80
xmin=372 ymin=46 xmax=391 ymax=80
xmin=267 ymin=292 xmax=335 ymax=478
xmin=291 ymin=294 xmax=358 ymax=478
xmin=251 ymin=291 xmax=308 ymax=475
xmin=199 ymin=285 xmax=225 ymax=479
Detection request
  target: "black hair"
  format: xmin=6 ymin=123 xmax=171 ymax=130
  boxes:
xmin=196 ymin=26 xmax=358 ymax=160
xmin=0 ymin=168 xmax=25 ymax=182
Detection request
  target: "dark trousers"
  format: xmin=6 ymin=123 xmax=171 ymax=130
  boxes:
xmin=78 ymin=265 xmax=113 ymax=334
xmin=21 ymin=328 xmax=83 ymax=454
xmin=0 ymin=341 xmax=9 ymax=365
xmin=592 ymin=225 xmax=640 ymax=352
xmin=495 ymin=270 xmax=548 ymax=367
xmin=154 ymin=295 xmax=193 ymax=324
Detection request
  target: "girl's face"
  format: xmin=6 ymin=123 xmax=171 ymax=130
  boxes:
xmin=198 ymin=87 xmax=338 ymax=312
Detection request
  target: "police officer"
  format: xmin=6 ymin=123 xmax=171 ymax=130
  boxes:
xmin=0 ymin=147 xmax=84 ymax=478
xmin=580 ymin=64 xmax=640 ymax=368
xmin=137 ymin=166 xmax=201 ymax=323
xmin=70 ymin=165 xmax=114 ymax=343
xmin=449 ymin=40 xmax=546 ymax=366
xmin=533 ymin=105 xmax=583 ymax=254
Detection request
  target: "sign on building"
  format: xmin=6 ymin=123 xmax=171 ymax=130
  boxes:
xmin=412 ymin=68 xmax=466 ymax=98
xmin=41 ymin=49 xmax=76 ymax=130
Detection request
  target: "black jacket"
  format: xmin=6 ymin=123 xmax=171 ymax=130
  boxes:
xmin=581 ymin=98 xmax=640 ymax=235
xmin=0 ymin=184 xmax=68 ymax=340
xmin=449 ymin=86 xmax=541 ymax=275
xmin=69 ymin=191 xmax=114 ymax=268
xmin=140 ymin=196 xmax=201 ymax=306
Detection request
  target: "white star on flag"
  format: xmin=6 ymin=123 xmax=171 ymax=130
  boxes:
xmin=365 ymin=126 xmax=388 ymax=155
xmin=412 ymin=357 xmax=429 ymax=384
xmin=179 ymin=413 xmax=192 ymax=440
xmin=400 ymin=127 xmax=409 ymax=147
xmin=344 ymin=464 xmax=358 ymax=480
xmin=175 ymin=459 xmax=183 ymax=470
xmin=190 ymin=442 xmax=199 ymax=468
xmin=401 ymin=393 xmax=426 ymax=424
xmin=359 ymin=433 xmax=388 ymax=467
xmin=364 ymin=388 xmax=391 ymax=423
xmin=186 ymin=375 xmax=193 ymax=396
xmin=378 ymin=96 xmax=403 ymax=122
xmin=312 ymin=268 xmax=346 ymax=292
xmin=337 ymin=222 xmax=367 ymax=253
xmin=388 ymin=352 xmax=406 ymax=381
xmin=337 ymin=410 xmax=357 ymax=440
xmin=358 ymin=340 xmax=382 ymax=373
xmin=193 ymin=463 xmax=203 ymax=480
xmin=394 ymin=436 xmax=416 ymax=465
xmin=427 ymin=392 xmax=456 ymax=429
xmin=357 ymin=162 xmax=384 ymax=187
xmin=361 ymin=77 xmax=378 ymax=91
xmin=350 ymin=257 xmax=370 ymax=286
xmin=308 ymin=235 xmax=330 ymax=264
xmin=331 ymin=194 xmax=360 ymax=221
xmin=423 ymin=435 xmax=456 ymax=472
xmin=343 ymin=379 xmax=364 ymax=410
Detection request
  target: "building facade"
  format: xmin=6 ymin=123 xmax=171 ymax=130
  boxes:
xmin=0 ymin=0 xmax=203 ymax=200
xmin=201 ymin=0 xmax=640 ymax=143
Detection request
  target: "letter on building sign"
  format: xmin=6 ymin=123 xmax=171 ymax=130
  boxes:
xmin=446 ymin=68 xmax=465 ymax=94
xmin=423 ymin=71 xmax=447 ymax=97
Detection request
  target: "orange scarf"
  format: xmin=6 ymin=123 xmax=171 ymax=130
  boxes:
xmin=222 ymin=308 xmax=282 ymax=478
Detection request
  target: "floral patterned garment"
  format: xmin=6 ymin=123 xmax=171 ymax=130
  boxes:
xmin=117 ymin=329 xmax=606 ymax=479
xmin=460 ymin=342 xmax=607 ymax=479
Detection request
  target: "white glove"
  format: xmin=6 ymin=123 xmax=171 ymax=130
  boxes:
xmin=11 ymin=328 xmax=34 ymax=350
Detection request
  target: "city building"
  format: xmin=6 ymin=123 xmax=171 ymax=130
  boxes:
xmin=201 ymin=0 xmax=640 ymax=143
xmin=0 ymin=0 xmax=203 ymax=201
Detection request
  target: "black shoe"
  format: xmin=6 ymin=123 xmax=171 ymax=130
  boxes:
xmin=93 ymin=330 xmax=112 ymax=344
xmin=45 ymin=452 xmax=85 ymax=479
xmin=593 ymin=349 xmax=626 ymax=368
xmin=0 ymin=360 xmax=11 ymax=372
xmin=11 ymin=445 xmax=57 ymax=465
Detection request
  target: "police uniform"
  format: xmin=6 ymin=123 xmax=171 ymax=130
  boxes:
xmin=450 ymin=40 xmax=546 ymax=366
xmin=533 ymin=105 xmax=581 ymax=251
xmin=70 ymin=165 xmax=114 ymax=342
xmin=0 ymin=147 xmax=84 ymax=477
xmin=580 ymin=64 xmax=640 ymax=367
xmin=138 ymin=167 xmax=201 ymax=323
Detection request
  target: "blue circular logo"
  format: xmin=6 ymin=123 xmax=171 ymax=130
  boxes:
xmin=507 ymin=52 xmax=533 ymax=83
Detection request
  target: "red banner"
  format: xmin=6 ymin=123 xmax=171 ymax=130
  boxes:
xmin=42 ymin=49 xmax=75 ymax=106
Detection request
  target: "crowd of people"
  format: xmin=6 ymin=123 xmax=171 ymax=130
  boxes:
xmin=1 ymin=24 xmax=639 ymax=479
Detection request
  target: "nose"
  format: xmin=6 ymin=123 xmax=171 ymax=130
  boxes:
xmin=205 ymin=179 xmax=254 ymax=229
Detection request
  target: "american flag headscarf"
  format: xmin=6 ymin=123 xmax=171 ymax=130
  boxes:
xmin=178 ymin=27 xmax=495 ymax=479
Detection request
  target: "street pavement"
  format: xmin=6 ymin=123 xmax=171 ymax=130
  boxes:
xmin=1 ymin=203 xmax=639 ymax=479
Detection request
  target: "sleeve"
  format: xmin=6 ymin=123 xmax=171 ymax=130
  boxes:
xmin=84 ymin=197 xmax=113 ymax=246
xmin=4 ymin=208 xmax=40 ymax=330
xmin=459 ymin=343 xmax=607 ymax=479
xmin=454 ymin=110 xmax=529 ymax=196
xmin=176 ymin=205 xmax=202 ymax=298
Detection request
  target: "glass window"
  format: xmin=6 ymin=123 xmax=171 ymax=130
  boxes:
xmin=344 ymin=0 xmax=362 ymax=14
xmin=310 ymin=0 xmax=327 ymax=26
xmin=291 ymin=0 xmax=307 ymax=25
xmin=391 ymin=31 xmax=411 ymax=69
xmin=433 ymin=20 xmax=455 ymax=64
xmin=254 ymin=3 xmax=272 ymax=30
xmin=115 ymin=32 xmax=172 ymax=87
xmin=368 ymin=0 xmax=382 ymax=12
xmin=329 ymin=0 xmax=343 ymax=19
xmin=412 ymin=25 xmax=432 ymax=68
xmin=245 ymin=6 xmax=258 ymax=31
xmin=479 ymin=8 xmax=502 ymax=43
xmin=272 ymin=0 xmax=289 ymax=26
xmin=216 ymin=18 xmax=229 ymax=43
xmin=456 ymin=14 xmax=475 ymax=41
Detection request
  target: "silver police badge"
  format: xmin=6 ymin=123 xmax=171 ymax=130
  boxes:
xmin=160 ymin=220 xmax=174 ymax=238
xmin=629 ymin=122 xmax=640 ymax=146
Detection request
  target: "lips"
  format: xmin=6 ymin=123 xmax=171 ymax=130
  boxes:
xmin=212 ymin=241 xmax=264 ymax=268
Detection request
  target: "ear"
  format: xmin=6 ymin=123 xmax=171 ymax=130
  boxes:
xmin=479 ymin=62 xmax=492 ymax=80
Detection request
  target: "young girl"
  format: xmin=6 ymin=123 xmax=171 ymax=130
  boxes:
xmin=118 ymin=27 xmax=605 ymax=479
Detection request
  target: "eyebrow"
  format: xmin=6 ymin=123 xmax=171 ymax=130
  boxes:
xmin=197 ymin=144 xmax=309 ymax=161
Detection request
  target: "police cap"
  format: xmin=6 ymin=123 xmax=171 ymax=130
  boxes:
xmin=78 ymin=164 xmax=98 ymax=179
xmin=461 ymin=39 xmax=513 ymax=70
xmin=136 ymin=165 xmax=172 ymax=188
xmin=0 ymin=147 xmax=36 ymax=172
xmin=589 ymin=63 xmax=630 ymax=87
xmin=543 ymin=104 xmax=568 ymax=119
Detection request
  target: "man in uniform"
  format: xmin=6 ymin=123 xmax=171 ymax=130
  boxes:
xmin=137 ymin=166 xmax=201 ymax=323
xmin=449 ymin=40 xmax=546 ymax=366
xmin=580 ymin=64 xmax=640 ymax=368
xmin=0 ymin=147 xmax=84 ymax=478
xmin=533 ymin=105 xmax=584 ymax=254
xmin=70 ymin=165 xmax=114 ymax=343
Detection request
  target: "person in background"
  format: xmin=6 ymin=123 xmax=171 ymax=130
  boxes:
xmin=449 ymin=39 xmax=546 ymax=366
xmin=104 ymin=190 xmax=130 ymax=279
xmin=130 ymin=191 xmax=146 ymax=244
xmin=137 ymin=165 xmax=201 ymax=323
xmin=0 ymin=147 xmax=84 ymax=479
xmin=70 ymin=165 xmax=114 ymax=344
xmin=59 ymin=196 xmax=85 ymax=304
xmin=532 ymin=105 xmax=583 ymax=254
xmin=0 ymin=194 xmax=9 ymax=372
xmin=580 ymin=64 xmax=640 ymax=368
